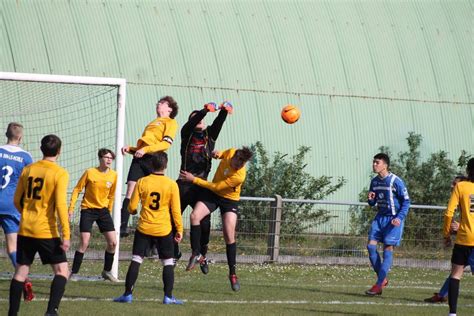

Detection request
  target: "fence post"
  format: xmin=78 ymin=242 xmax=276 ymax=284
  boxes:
xmin=267 ymin=194 xmax=282 ymax=262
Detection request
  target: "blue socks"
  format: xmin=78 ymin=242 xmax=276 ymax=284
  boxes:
xmin=439 ymin=277 xmax=450 ymax=297
xmin=377 ymin=249 xmax=393 ymax=285
xmin=367 ymin=245 xmax=381 ymax=274
xmin=8 ymin=251 xmax=17 ymax=268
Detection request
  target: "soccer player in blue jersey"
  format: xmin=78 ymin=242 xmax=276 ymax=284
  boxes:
xmin=365 ymin=153 xmax=411 ymax=296
xmin=0 ymin=123 xmax=35 ymax=301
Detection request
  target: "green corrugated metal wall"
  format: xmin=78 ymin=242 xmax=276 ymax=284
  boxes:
xmin=1 ymin=0 xmax=473 ymax=201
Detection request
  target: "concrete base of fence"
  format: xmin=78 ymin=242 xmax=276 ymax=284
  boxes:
xmin=0 ymin=250 xmax=452 ymax=271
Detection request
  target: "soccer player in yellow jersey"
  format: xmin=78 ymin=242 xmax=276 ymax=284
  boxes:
xmin=10 ymin=134 xmax=70 ymax=316
xmin=443 ymin=158 xmax=474 ymax=316
xmin=180 ymin=146 xmax=253 ymax=291
xmin=120 ymin=96 xmax=179 ymax=237
xmin=68 ymin=148 xmax=118 ymax=282
xmin=114 ymin=152 xmax=184 ymax=305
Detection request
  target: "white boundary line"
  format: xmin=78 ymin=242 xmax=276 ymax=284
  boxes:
xmin=0 ymin=297 xmax=473 ymax=307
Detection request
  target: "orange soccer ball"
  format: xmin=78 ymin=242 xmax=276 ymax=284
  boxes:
xmin=281 ymin=105 xmax=301 ymax=124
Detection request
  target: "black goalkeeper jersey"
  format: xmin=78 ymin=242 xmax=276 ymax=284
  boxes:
xmin=179 ymin=108 xmax=227 ymax=179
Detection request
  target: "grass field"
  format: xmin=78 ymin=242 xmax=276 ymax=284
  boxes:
xmin=1 ymin=258 xmax=473 ymax=315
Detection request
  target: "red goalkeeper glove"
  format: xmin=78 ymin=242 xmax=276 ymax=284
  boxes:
xmin=220 ymin=101 xmax=233 ymax=114
xmin=204 ymin=102 xmax=218 ymax=112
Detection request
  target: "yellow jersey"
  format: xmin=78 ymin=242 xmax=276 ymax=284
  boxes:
xmin=131 ymin=117 xmax=178 ymax=154
xmin=13 ymin=160 xmax=70 ymax=240
xmin=129 ymin=173 xmax=182 ymax=237
xmin=193 ymin=148 xmax=246 ymax=201
xmin=69 ymin=167 xmax=117 ymax=213
xmin=444 ymin=180 xmax=474 ymax=245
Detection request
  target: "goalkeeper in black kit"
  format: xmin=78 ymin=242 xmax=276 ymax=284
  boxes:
xmin=174 ymin=101 xmax=233 ymax=273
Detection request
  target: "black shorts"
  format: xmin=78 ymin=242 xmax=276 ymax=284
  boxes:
xmin=199 ymin=189 xmax=239 ymax=215
xmin=79 ymin=208 xmax=115 ymax=233
xmin=17 ymin=235 xmax=67 ymax=265
xmin=132 ymin=229 xmax=174 ymax=259
xmin=177 ymin=179 xmax=204 ymax=212
xmin=451 ymin=244 xmax=474 ymax=266
xmin=127 ymin=155 xmax=154 ymax=182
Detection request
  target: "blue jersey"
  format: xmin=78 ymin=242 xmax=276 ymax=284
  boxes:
xmin=368 ymin=173 xmax=411 ymax=221
xmin=0 ymin=145 xmax=33 ymax=215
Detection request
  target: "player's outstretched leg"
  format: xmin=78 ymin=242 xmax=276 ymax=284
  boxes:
xmin=424 ymin=276 xmax=449 ymax=303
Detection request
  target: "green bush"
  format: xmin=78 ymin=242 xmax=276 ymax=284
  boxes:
xmin=240 ymin=141 xmax=346 ymax=235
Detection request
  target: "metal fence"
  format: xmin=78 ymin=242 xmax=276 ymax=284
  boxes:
xmin=0 ymin=196 xmax=452 ymax=270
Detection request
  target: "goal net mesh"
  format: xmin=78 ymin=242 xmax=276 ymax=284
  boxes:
xmin=0 ymin=79 xmax=119 ymax=255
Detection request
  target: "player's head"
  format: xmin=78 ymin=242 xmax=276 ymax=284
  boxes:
xmin=5 ymin=122 xmax=24 ymax=143
xmin=372 ymin=153 xmax=390 ymax=174
xmin=467 ymin=158 xmax=474 ymax=182
xmin=156 ymin=96 xmax=179 ymax=119
xmin=231 ymin=146 xmax=253 ymax=170
xmin=189 ymin=110 xmax=206 ymax=131
xmin=40 ymin=134 xmax=62 ymax=157
xmin=151 ymin=151 xmax=168 ymax=173
xmin=98 ymin=148 xmax=115 ymax=168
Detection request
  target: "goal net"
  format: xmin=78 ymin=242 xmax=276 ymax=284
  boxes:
xmin=0 ymin=72 xmax=126 ymax=278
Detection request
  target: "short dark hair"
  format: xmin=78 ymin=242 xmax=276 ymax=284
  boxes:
xmin=235 ymin=146 xmax=253 ymax=162
xmin=373 ymin=153 xmax=390 ymax=167
xmin=98 ymin=148 xmax=115 ymax=160
xmin=467 ymin=158 xmax=474 ymax=182
xmin=5 ymin=122 xmax=23 ymax=141
xmin=159 ymin=96 xmax=178 ymax=119
xmin=151 ymin=151 xmax=168 ymax=172
xmin=40 ymin=134 xmax=62 ymax=157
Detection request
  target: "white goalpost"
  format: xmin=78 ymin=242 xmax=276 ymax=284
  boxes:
xmin=0 ymin=72 xmax=126 ymax=278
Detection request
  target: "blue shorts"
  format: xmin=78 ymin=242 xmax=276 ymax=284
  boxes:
xmin=368 ymin=214 xmax=405 ymax=246
xmin=469 ymin=249 xmax=474 ymax=273
xmin=0 ymin=213 xmax=20 ymax=234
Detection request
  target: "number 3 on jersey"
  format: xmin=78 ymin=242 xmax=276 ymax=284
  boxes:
xmin=1 ymin=165 xmax=14 ymax=189
xmin=27 ymin=176 xmax=44 ymax=200
xmin=149 ymin=192 xmax=161 ymax=210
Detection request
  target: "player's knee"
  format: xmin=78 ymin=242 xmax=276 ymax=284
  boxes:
xmin=131 ymin=255 xmax=144 ymax=264
xmin=161 ymin=258 xmax=174 ymax=266
xmin=190 ymin=211 xmax=201 ymax=224
xmin=107 ymin=240 xmax=117 ymax=250
xmin=53 ymin=262 xmax=69 ymax=278
xmin=367 ymin=244 xmax=377 ymax=253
